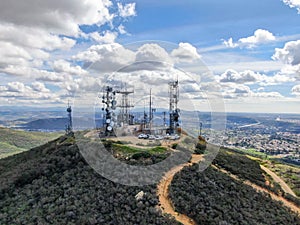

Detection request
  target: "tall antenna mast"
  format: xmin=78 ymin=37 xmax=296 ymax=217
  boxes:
xmin=101 ymin=86 xmax=117 ymax=136
xmin=143 ymin=100 xmax=147 ymax=130
xmin=65 ymin=100 xmax=73 ymax=135
xmin=117 ymin=84 xmax=134 ymax=126
xmin=149 ymin=89 xmax=152 ymax=129
xmin=169 ymin=80 xmax=180 ymax=134
xmin=163 ymin=111 xmax=167 ymax=127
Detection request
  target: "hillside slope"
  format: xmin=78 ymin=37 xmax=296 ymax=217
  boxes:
xmin=0 ymin=127 xmax=60 ymax=158
xmin=169 ymin=150 xmax=300 ymax=225
xmin=1 ymin=135 xmax=299 ymax=224
xmin=0 ymin=135 xmax=179 ymax=225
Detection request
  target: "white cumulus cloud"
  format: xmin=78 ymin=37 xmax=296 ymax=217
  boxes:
xmin=273 ymin=40 xmax=300 ymax=66
xmin=217 ymin=69 xmax=295 ymax=86
xmin=273 ymin=39 xmax=300 ymax=80
xmin=73 ymin=43 xmax=136 ymax=72
xmin=291 ymin=84 xmax=300 ymax=95
xmin=117 ymin=3 xmax=137 ymax=18
xmin=283 ymin=0 xmax=300 ymax=13
xmin=89 ymin=31 xmax=117 ymax=44
xmin=171 ymin=42 xmax=201 ymax=63
xmin=31 ymin=82 xmax=50 ymax=93
xmin=135 ymin=43 xmax=173 ymax=64
xmin=218 ymin=69 xmax=260 ymax=84
xmin=0 ymin=0 xmax=136 ymax=78
xmin=52 ymin=60 xmax=88 ymax=76
xmin=220 ymin=82 xmax=283 ymax=99
xmin=224 ymin=29 xmax=276 ymax=48
xmin=0 ymin=0 xmax=114 ymax=36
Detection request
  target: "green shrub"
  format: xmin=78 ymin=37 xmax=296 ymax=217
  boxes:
xmin=171 ymin=143 xmax=178 ymax=149
xmin=131 ymin=151 xmax=152 ymax=160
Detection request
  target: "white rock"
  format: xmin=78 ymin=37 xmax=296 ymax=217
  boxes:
xmin=135 ymin=191 xmax=144 ymax=201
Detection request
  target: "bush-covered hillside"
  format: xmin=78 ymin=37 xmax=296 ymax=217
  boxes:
xmin=169 ymin=164 xmax=300 ymax=225
xmin=0 ymin=135 xmax=179 ymax=225
xmin=213 ymin=149 xmax=285 ymax=195
xmin=1 ymin=134 xmax=299 ymax=224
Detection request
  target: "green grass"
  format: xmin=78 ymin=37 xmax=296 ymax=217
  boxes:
xmin=0 ymin=127 xmax=61 ymax=158
xmin=148 ymin=146 xmax=167 ymax=154
xmin=262 ymin=160 xmax=300 ymax=197
xmin=235 ymin=147 xmax=300 ymax=198
xmin=113 ymin=143 xmax=167 ymax=155
xmin=230 ymin=147 xmax=269 ymax=159
xmin=0 ymin=142 xmax=26 ymax=159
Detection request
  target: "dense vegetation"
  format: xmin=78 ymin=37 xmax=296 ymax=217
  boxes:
xmin=169 ymin=164 xmax=300 ymax=225
xmin=0 ymin=135 xmax=179 ymax=225
xmin=212 ymin=149 xmax=285 ymax=195
xmin=1 ymin=133 xmax=299 ymax=224
xmin=226 ymin=149 xmax=300 ymax=199
xmin=0 ymin=127 xmax=60 ymax=158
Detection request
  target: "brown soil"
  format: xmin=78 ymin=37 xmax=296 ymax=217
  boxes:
xmin=157 ymin=154 xmax=203 ymax=225
xmin=213 ymin=165 xmax=300 ymax=214
xmin=260 ymin=165 xmax=297 ymax=197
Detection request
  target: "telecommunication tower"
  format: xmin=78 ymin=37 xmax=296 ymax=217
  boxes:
xmin=117 ymin=89 xmax=134 ymax=126
xmin=65 ymin=101 xmax=73 ymax=135
xmin=169 ymin=80 xmax=180 ymax=134
xmin=101 ymin=86 xmax=117 ymax=136
xmin=148 ymin=89 xmax=156 ymax=129
xmin=163 ymin=111 xmax=167 ymax=127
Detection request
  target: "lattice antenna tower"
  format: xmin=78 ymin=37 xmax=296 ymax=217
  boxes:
xmin=65 ymin=100 xmax=73 ymax=135
xmin=149 ymin=89 xmax=156 ymax=129
xmin=163 ymin=111 xmax=167 ymax=127
xmin=101 ymin=86 xmax=117 ymax=136
xmin=169 ymin=80 xmax=180 ymax=134
xmin=117 ymin=83 xmax=134 ymax=126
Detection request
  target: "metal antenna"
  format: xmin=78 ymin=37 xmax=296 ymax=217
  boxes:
xmin=149 ymin=88 xmax=152 ymax=130
xmin=116 ymin=83 xmax=134 ymax=126
xmin=65 ymin=100 xmax=73 ymax=135
xmin=168 ymin=80 xmax=180 ymax=134
xmin=163 ymin=111 xmax=166 ymax=127
xmin=101 ymin=86 xmax=117 ymax=136
xmin=199 ymin=122 xmax=203 ymax=136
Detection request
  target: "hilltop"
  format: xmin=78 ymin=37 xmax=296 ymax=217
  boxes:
xmin=0 ymin=134 xmax=299 ymax=224
xmin=0 ymin=135 xmax=179 ymax=224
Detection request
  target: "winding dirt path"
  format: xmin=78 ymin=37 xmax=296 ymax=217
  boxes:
xmin=157 ymin=154 xmax=203 ymax=225
xmin=213 ymin=165 xmax=300 ymax=214
xmin=246 ymin=155 xmax=297 ymax=197
xmin=260 ymin=165 xmax=297 ymax=197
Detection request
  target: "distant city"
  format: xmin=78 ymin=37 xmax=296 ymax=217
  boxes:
xmin=222 ymin=114 xmax=300 ymax=165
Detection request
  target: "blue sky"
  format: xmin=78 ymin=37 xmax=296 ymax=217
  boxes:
xmin=120 ymin=0 xmax=299 ymax=42
xmin=0 ymin=0 xmax=299 ymax=113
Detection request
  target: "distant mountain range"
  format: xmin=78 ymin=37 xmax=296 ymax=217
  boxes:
xmin=0 ymin=107 xmax=299 ymax=133
xmin=18 ymin=117 xmax=104 ymax=131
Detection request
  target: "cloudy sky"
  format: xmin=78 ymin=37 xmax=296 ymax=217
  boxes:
xmin=0 ymin=0 xmax=299 ymax=113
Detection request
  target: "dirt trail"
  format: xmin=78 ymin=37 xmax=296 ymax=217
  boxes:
xmin=260 ymin=165 xmax=297 ymax=197
xmin=213 ymin=165 xmax=300 ymax=214
xmin=246 ymin=155 xmax=297 ymax=197
xmin=157 ymin=154 xmax=203 ymax=225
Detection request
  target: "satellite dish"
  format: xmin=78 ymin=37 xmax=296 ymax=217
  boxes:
xmin=107 ymin=126 xmax=113 ymax=131
xmin=106 ymin=118 xmax=111 ymax=123
xmin=111 ymin=100 xmax=117 ymax=110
